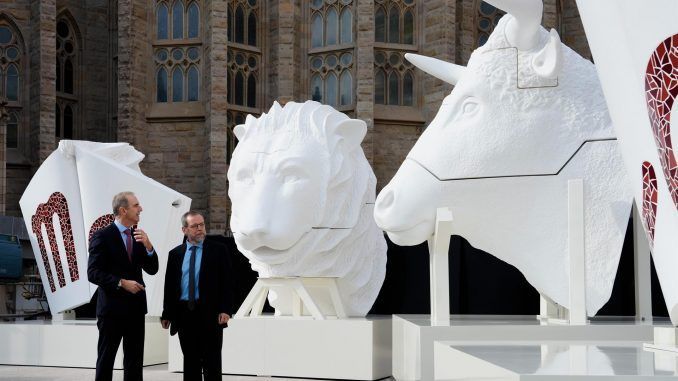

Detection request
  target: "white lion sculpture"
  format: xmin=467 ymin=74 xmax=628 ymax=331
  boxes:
xmin=228 ymin=100 xmax=387 ymax=317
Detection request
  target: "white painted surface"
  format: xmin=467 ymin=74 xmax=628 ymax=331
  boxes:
xmin=392 ymin=314 xmax=659 ymax=381
xmin=236 ymin=277 xmax=347 ymax=319
xmin=0 ymin=320 xmax=167 ymax=368
xmin=228 ymin=101 xmax=387 ymax=317
xmin=374 ymin=0 xmax=631 ymax=317
xmin=19 ymin=140 xmax=191 ymax=315
xmin=169 ymin=316 xmax=392 ymax=380
xmin=576 ymin=0 xmax=678 ymax=326
xmin=428 ymin=208 xmax=453 ymax=326
xmin=435 ymin=341 xmax=678 ymax=380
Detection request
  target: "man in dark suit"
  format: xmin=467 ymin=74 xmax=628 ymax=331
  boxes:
xmin=88 ymin=191 xmax=159 ymax=381
xmin=161 ymin=211 xmax=233 ymax=381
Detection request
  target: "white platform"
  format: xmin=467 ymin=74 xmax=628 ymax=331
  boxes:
xmin=0 ymin=318 xmax=168 ymax=368
xmin=169 ymin=315 xmax=392 ymax=380
xmin=393 ymin=314 xmax=662 ymax=381
xmin=434 ymin=341 xmax=678 ymax=380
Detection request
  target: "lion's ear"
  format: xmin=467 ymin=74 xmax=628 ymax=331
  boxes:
xmin=331 ymin=119 xmax=367 ymax=150
xmin=233 ymin=124 xmax=246 ymax=140
xmin=233 ymin=114 xmax=257 ymax=140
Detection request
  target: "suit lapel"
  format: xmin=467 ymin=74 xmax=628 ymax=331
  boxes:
xmin=198 ymin=241 xmax=209 ymax=290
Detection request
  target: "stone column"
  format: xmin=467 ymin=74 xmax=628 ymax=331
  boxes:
xmin=356 ymin=0 xmax=375 ymax=164
xmin=204 ymin=0 xmax=229 ymax=234
xmin=270 ymin=0 xmax=300 ymax=104
xmin=422 ymin=0 xmax=456 ymax=122
xmin=116 ymin=0 xmax=149 ymax=144
xmin=30 ymin=0 xmax=57 ymax=164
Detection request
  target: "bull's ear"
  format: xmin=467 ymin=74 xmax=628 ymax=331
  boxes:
xmin=532 ymin=29 xmax=562 ymax=79
xmin=331 ymin=119 xmax=367 ymax=150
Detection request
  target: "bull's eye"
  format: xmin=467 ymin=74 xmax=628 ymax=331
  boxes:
xmin=234 ymin=170 xmax=254 ymax=184
xmin=283 ymin=174 xmax=301 ymax=184
xmin=461 ymin=98 xmax=479 ymax=115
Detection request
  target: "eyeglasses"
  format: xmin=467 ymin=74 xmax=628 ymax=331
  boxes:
xmin=187 ymin=222 xmax=205 ymax=229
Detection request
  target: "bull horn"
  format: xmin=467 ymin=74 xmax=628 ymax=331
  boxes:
xmin=404 ymin=53 xmax=466 ymax=86
xmin=484 ymin=0 xmax=543 ymax=51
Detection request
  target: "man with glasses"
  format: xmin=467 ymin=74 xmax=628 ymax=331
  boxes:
xmin=161 ymin=211 xmax=233 ymax=381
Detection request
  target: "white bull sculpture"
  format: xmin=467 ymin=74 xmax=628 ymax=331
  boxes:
xmin=373 ymin=0 xmax=632 ymax=316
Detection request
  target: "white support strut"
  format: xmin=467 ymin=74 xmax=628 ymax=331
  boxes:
xmin=568 ymin=179 xmax=587 ymax=325
xmin=428 ymin=207 xmax=454 ymax=326
xmin=235 ymin=277 xmax=347 ymax=320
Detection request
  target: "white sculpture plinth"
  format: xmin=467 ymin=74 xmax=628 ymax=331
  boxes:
xmin=0 ymin=319 xmax=167 ymax=368
xmin=392 ymin=314 xmax=656 ymax=381
xmin=169 ymin=316 xmax=392 ymax=380
xmin=434 ymin=341 xmax=678 ymax=380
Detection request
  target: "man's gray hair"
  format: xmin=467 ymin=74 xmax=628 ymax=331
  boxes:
xmin=181 ymin=210 xmax=203 ymax=227
xmin=112 ymin=191 xmax=135 ymax=216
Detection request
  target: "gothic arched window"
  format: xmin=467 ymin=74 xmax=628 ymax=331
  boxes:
xmin=374 ymin=0 xmax=417 ymax=106
xmin=56 ymin=15 xmax=80 ymax=141
xmin=476 ymin=1 xmax=505 ymax=47
xmin=154 ymin=1 xmax=202 ymax=103
xmin=227 ymin=0 xmax=263 ymax=164
xmin=1 ymin=19 xmax=25 ymax=153
xmin=309 ymin=0 xmax=355 ymax=109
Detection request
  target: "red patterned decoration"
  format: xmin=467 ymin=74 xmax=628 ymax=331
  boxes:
xmin=645 ymin=34 xmax=678 ymax=210
xmin=642 ymin=162 xmax=658 ymax=246
xmin=31 ymin=192 xmax=79 ymax=292
xmin=89 ymin=214 xmax=115 ymax=240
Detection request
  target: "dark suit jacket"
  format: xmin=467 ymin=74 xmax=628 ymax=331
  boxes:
xmin=87 ymin=223 xmax=159 ymax=317
xmin=161 ymin=238 xmax=233 ymax=333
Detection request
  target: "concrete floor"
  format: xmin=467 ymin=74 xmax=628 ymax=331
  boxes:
xmin=0 ymin=364 xmax=394 ymax=381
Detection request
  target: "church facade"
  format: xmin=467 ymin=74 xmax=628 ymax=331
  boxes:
xmin=0 ymin=0 xmax=591 ymax=234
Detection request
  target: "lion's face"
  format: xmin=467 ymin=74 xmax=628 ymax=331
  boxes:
xmin=228 ymin=132 xmax=329 ymax=264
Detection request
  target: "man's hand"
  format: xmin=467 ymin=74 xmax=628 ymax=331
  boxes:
xmin=133 ymin=228 xmax=154 ymax=251
xmin=161 ymin=319 xmax=170 ymax=329
xmin=218 ymin=313 xmax=230 ymax=325
xmin=120 ymin=279 xmax=145 ymax=294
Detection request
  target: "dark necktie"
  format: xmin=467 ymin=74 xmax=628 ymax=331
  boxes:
xmin=188 ymin=246 xmax=197 ymax=311
xmin=123 ymin=229 xmax=133 ymax=262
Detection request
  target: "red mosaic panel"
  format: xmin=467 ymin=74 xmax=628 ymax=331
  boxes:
xmin=30 ymin=192 xmax=79 ymax=292
xmin=642 ymin=162 xmax=658 ymax=246
xmin=89 ymin=214 xmax=115 ymax=240
xmin=645 ymin=34 xmax=678 ymax=210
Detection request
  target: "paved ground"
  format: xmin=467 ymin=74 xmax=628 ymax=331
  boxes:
xmin=0 ymin=364 xmax=392 ymax=381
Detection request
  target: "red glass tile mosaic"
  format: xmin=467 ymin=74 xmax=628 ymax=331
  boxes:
xmin=642 ymin=161 xmax=658 ymax=246
xmin=30 ymin=192 xmax=79 ymax=292
xmin=645 ymin=34 xmax=678 ymax=210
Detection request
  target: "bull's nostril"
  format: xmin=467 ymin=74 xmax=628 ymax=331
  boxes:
xmin=376 ymin=188 xmax=395 ymax=210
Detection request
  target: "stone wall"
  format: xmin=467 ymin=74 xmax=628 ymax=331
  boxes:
xmin=1 ymin=0 xmax=596 ymax=224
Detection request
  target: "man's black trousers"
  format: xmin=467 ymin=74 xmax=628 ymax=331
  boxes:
xmin=177 ymin=302 xmax=224 ymax=381
xmin=95 ymin=315 xmax=145 ymax=381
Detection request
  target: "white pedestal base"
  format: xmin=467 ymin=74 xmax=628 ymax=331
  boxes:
xmin=644 ymin=327 xmax=678 ymax=354
xmin=393 ymin=314 xmax=659 ymax=381
xmin=435 ymin=341 xmax=678 ymax=380
xmin=169 ymin=316 xmax=391 ymax=380
xmin=0 ymin=319 xmax=167 ymax=368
